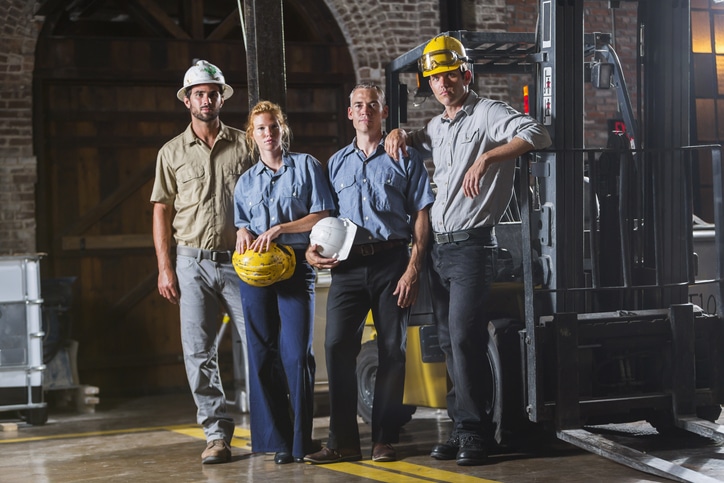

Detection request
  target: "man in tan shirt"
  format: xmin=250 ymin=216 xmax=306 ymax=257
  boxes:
xmin=151 ymin=60 xmax=251 ymax=464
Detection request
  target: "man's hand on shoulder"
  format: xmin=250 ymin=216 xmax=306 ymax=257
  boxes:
xmin=384 ymin=129 xmax=408 ymax=161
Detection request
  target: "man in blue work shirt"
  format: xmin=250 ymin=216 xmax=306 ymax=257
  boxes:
xmin=304 ymin=84 xmax=434 ymax=464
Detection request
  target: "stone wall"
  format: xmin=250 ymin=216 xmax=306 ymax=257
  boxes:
xmin=0 ymin=0 xmax=41 ymax=254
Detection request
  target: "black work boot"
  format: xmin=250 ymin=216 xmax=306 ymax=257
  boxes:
xmin=456 ymin=433 xmax=487 ymax=466
xmin=430 ymin=433 xmax=459 ymax=460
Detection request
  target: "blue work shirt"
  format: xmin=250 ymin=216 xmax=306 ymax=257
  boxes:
xmin=234 ymin=152 xmax=335 ymax=250
xmin=327 ymin=139 xmax=434 ymax=243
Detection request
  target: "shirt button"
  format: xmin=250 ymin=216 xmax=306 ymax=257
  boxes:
xmin=363 ymin=179 xmax=367 ymax=183
xmin=365 ymin=216 xmax=369 ymax=220
xmin=362 ymin=197 xmax=367 ymax=201
xmin=271 ymin=217 xmax=276 ymax=221
xmin=270 ymin=198 xmax=274 ymax=202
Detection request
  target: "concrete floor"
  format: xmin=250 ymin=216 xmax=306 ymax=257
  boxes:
xmin=1 ymin=393 xmax=723 ymax=483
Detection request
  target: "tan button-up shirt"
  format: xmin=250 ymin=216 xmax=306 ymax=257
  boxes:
xmin=151 ymin=122 xmax=251 ymax=250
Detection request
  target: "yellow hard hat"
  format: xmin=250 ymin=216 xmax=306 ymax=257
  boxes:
xmin=418 ymin=35 xmax=469 ymax=77
xmin=232 ymin=242 xmax=296 ymax=287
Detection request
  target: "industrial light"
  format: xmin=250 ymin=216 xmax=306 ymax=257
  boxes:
xmin=714 ymin=0 xmax=724 ymax=4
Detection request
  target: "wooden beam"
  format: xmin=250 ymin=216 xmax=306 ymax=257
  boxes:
xmin=61 ymin=162 xmax=156 ymax=237
xmin=133 ymin=0 xmax=191 ymax=39
xmin=62 ymin=234 xmax=154 ymax=251
xmin=244 ymin=0 xmax=286 ymax=109
xmin=189 ymin=0 xmax=204 ymax=40
xmin=207 ymin=8 xmax=240 ymax=41
xmin=110 ymin=270 xmax=158 ymax=321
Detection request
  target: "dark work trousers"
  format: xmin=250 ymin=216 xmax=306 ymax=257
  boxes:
xmin=239 ymin=250 xmax=316 ymax=459
xmin=325 ymin=245 xmax=411 ymax=450
xmin=430 ymin=235 xmax=498 ymax=439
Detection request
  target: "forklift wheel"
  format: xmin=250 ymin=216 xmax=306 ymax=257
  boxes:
xmin=355 ymin=340 xmax=416 ymax=425
xmin=486 ymin=318 xmax=534 ymax=448
xmin=356 ymin=341 xmax=377 ymax=424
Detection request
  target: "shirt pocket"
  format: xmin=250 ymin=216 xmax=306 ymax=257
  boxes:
xmin=176 ymin=164 xmax=205 ymax=205
xmin=460 ymin=129 xmax=479 ymax=145
xmin=246 ymin=194 xmax=269 ymax=230
xmin=375 ymin=168 xmax=406 ymax=210
xmin=281 ymin=182 xmax=310 ymax=213
xmin=333 ymin=174 xmax=358 ymax=211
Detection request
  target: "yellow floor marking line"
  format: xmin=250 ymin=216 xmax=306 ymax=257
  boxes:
xmin=316 ymin=460 xmax=503 ymax=483
xmin=362 ymin=460 xmax=502 ymax=483
xmin=314 ymin=462 xmax=436 ymax=483
xmin=170 ymin=426 xmax=251 ymax=450
xmin=0 ymin=424 xmax=249 ymax=447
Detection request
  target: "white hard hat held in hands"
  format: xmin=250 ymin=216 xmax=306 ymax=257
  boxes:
xmin=310 ymin=217 xmax=357 ymax=261
xmin=177 ymin=59 xmax=234 ymax=101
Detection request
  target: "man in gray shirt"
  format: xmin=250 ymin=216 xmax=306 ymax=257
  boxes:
xmin=386 ymin=34 xmax=551 ymax=466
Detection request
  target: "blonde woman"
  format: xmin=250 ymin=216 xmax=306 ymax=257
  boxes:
xmin=233 ymin=101 xmax=334 ymax=464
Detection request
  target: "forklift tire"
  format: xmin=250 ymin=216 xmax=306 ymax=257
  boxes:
xmin=486 ymin=318 xmax=529 ymax=448
xmin=356 ymin=341 xmax=377 ymax=424
xmin=24 ymin=407 xmax=48 ymax=426
xmin=355 ymin=340 xmax=416 ymax=425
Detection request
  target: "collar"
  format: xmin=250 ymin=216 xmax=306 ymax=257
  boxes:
xmin=182 ymin=121 xmax=229 ymax=145
xmin=441 ymin=90 xmax=478 ymax=123
xmin=351 ymin=136 xmax=385 ymax=158
xmin=250 ymin=151 xmax=294 ymax=175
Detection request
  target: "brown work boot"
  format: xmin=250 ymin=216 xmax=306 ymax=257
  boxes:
xmin=201 ymin=439 xmax=231 ymax=464
xmin=303 ymin=446 xmax=362 ymax=464
xmin=371 ymin=442 xmax=397 ymax=462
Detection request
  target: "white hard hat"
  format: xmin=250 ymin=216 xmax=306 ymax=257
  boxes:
xmin=177 ymin=60 xmax=234 ymax=101
xmin=310 ymin=217 xmax=357 ymax=261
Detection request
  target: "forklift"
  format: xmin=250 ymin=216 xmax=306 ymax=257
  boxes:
xmin=361 ymin=1 xmax=724 ymax=481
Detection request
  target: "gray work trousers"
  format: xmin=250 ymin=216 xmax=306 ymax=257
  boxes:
xmin=176 ymin=254 xmax=247 ymax=443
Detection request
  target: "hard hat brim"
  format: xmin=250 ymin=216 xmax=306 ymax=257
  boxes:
xmin=421 ymin=64 xmax=463 ymax=78
xmin=176 ymin=83 xmax=234 ymax=102
xmin=336 ymin=218 xmax=357 ymax=261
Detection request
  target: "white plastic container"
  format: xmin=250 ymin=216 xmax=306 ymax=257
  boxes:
xmin=0 ymin=254 xmax=47 ymax=424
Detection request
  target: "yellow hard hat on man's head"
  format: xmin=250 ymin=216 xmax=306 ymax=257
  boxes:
xmin=418 ymin=34 xmax=469 ymax=77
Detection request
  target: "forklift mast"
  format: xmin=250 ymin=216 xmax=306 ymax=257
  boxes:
xmin=386 ymin=1 xmax=724 ymax=480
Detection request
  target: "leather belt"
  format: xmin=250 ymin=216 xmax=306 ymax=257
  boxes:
xmin=176 ymin=246 xmax=232 ymax=263
xmin=348 ymin=239 xmax=407 ymax=256
xmin=433 ymin=226 xmax=495 ymax=245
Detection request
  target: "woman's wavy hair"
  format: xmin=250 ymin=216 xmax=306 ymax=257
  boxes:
xmin=245 ymin=100 xmax=292 ymax=156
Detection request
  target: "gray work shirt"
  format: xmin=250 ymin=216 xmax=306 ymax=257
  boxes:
xmin=409 ymin=90 xmax=551 ymax=233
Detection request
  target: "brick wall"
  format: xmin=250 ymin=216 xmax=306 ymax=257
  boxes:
xmin=0 ymin=0 xmax=641 ymax=254
xmin=0 ymin=0 xmax=41 ymax=254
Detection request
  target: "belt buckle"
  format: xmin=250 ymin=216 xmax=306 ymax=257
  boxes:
xmin=435 ymin=233 xmax=451 ymax=244
xmin=210 ymin=251 xmax=226 ymax=262
xmin=359 ymin=244 xmax=375 ymax=256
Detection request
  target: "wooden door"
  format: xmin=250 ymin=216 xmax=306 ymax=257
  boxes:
xmin=33 ymin=0 xmax=355 ymax=395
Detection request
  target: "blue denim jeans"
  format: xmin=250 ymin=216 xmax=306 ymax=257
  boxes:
xmin=430 ymin=236 xmax=498 ymax=437
xmin=239 ymin=250 xmax=316 ymax=459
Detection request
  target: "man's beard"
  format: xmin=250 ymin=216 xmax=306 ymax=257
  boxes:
xmin=192 ymin=107 xmax=219 ymax=122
